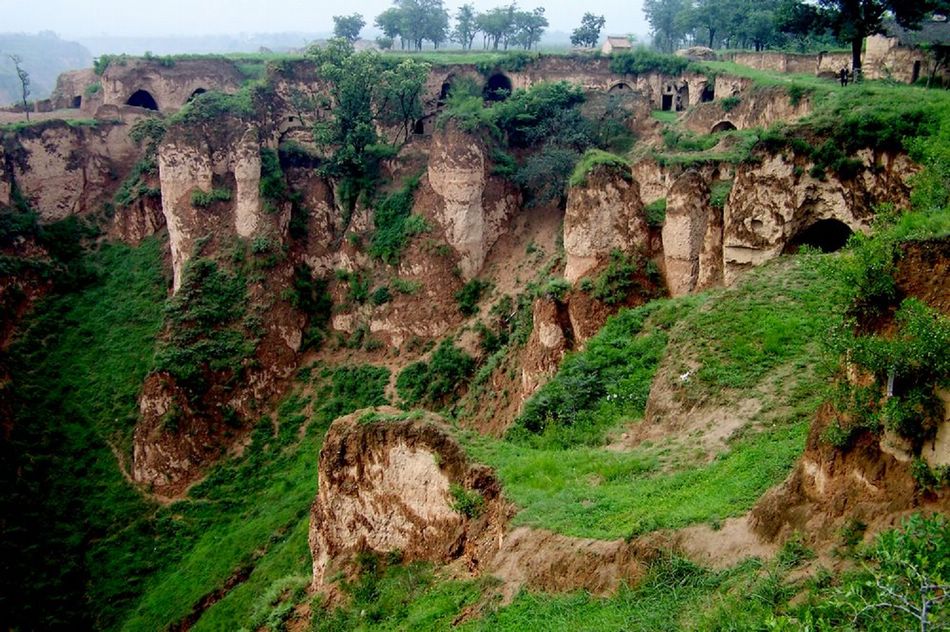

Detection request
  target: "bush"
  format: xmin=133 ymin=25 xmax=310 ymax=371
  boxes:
xmin=191 ymin=188 xmax=232 ymax=208
xmin=154 ymin=258 xmax=254 ymax=389
xmin=644 ymin=198 xmax=667 ymax=227
xmin=709 ymin=180 xmax=733 ymax=209
xmin=369 ymin=177 xmax=427 ymax=264
xmin=568 ymin=149 xmax=630 ymax=188
xmin=396 ymin=340 xmax=475 ymax=407
xmin=258 ymin=148 xmax=288 ymax=211
xmin=608 ymin=50 xmax=689 ymax=75
xmin=512 ymin=302 xmax=668 ymax=447
xmin=591 ymin=249 xmax=653 ymax=305
xmin=455 ymin=279 xmax=491 ymax=316
xmin=720 ymin=96 xmax=741 ymax=112
xmin=450 ymin=484 xmax=484 ymax=518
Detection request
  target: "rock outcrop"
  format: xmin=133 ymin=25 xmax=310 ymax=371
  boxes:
xmin=0 ymin=118 xmax=147 ymax=221
xmin=158 ymin=125 xmax=276 ymax=291
xmin=723 ymin=150 xmax=915 ymax=283
xmin=662 ymin=170 xmax=723 ymax=296
xmin=310 ymin=408 xmax=509 ymax=587
xmin=310 ymin=407 xmax=653 ymax=599
xmin=426 ymin=122 xmax=518 ymax=279
xmin=563 ymin=165 xmax=649 ymax=283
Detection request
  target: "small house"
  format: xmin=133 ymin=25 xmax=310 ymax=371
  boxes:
xmin=601 ymin=37 xmax=633 ymax=55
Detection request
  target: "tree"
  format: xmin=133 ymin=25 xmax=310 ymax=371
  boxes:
xmin=8 ymin=54 xmax=30 ymax=122
xmin=421 ymin=0 xmax=451 ymax=49
xmin=375 ymin=7 xmax=405 ymax=49
xmin=477 ymin=6 xmax=516 ymax=50
xmin=453 ymin=4 xmax=479 ymax=50
xmin=820 ymin=0 xmax=939 ymax=77
xmin=843 ymin=514 xmax=949 ymax=632
xmin=333 ymin=14 xmax=366 ymax=44
xmin=512 ymin=8 xmax=548 ymax=50
xmin=571 ymin=12 xmax=606 ymax=48
xmin=643 ymin=0 xmax=690 ymax=53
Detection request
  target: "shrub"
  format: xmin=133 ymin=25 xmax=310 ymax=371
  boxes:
xmin=709 ymin=180 xmax=733 ymax=209
xmin=608 ymin=50 xmax=689 ymax=75
xmin=645 ymin=198 xmax=667 ymax=227
xmin=512 ymin=302 xmax=668 ymax=447
xmin=450 ymin=484 xmax=484 ymax=518
xmin=154 ymin=258 xmax=254 ymax=388
xmin=720 ymin=96 xmax=741 ymax=112
xmin=568 ymin=149 xmax=630 ymax=188
xmin=191 ymin=188 xmax=232 ymax=208
xmin=591 ymin=250 xmax=645 ymax=305
xmin=259 ymin=148 xmax=288 ymax=211
xmin=320 ymin=364 xmax=390 ymax=419
xmin=369 ymin=177 xmax=427 ymax=264
xmin=371 ymin=285 xmax=392 ymax=306
xmin=396 ymin=340 xmax=475 ymax=407
xmin=455 ymin=279 xmax=491 ymax=316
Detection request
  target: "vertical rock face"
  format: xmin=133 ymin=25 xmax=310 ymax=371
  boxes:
xmin=158 ymin=144 xmax=214 ymax=291
xmin=427 ymin=122 xmax=518 ymax=279
xmin=310 ymin=409 xmax=508 ymax=588
xmin=723 ymin=151 xmax=915 ymax=284
xmin=520 ymin=298 xmax=573 ymax=402
xmin=158 ymin=126 xmax=273 ymax=291
xmin=0 ymin=119 xmax=146 ymax=221
xmin=661 ymin=171 xmax=723 ymax=296
xmin=563 ymin=166 xmax=649 ymax=283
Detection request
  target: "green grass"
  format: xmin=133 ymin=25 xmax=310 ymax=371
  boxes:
xmin=466 ymin=256 xmax=843 ymax=540
xmin=1 ymin=239 xmax=167 ymax=629
xmin=468 ymin=421 xmax=808 ymax=539
xmin=651 ymin=109 xmax=678 ymax=124
xmin=568 ymin=149 xmax=630 ymax=187
xmin=0 ymin=241 xmax=391 ymax=630
xmin=120 ymin=364 xmax=390 ymax=631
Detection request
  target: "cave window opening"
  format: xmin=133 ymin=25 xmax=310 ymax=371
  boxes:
xmin=784 ymin=218 xmax=853 ymax=254
xmin=127 ymin=89 xmax=159 ymax=111
xmin=609 ymin=82 xmax=632 ymax=93
xmin=711 ymin=120 xmax=737 ymax=133
xmin=483 ymin=73 xmax=512 ymax=102
xmin=188 ymin=88 xmax=207 ymax=103
xmin=701 ymin=84 xmax=715 ymax=102
xmin=438 ymin=81 xmax=452 ymax=107
xmin=661 ymin=94 xmax=673 ymax=111
xmin=676 ymin=86 xmax=689 ymax=111
xmin=71 ymin=95 xmax=82 ymax=109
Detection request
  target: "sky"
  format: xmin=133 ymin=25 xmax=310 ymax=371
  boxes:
xmin=2 ymin=0 xmax=650 ymax=39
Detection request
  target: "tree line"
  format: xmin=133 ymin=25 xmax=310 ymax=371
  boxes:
xmin=644 ymin=0 xmax=949 ymax=74
xmin=332 ymin=3 xmax=612 ymax=52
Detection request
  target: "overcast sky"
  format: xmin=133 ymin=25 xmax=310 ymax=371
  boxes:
xmin=4 ymin=0 xmax=650 ymax=39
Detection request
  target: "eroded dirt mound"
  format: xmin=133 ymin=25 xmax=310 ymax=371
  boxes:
xmin=309 ymin=407 xmax=510 ymax=588
xmin=310 ymin=407 xmax=654 ymax=600
xmin=751 ymin=404 xmax=949 ymax=545
xmin=488 ymin=527 xmax=650 ymax=601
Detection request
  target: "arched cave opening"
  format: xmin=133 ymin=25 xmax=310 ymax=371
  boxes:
xmin=413 ymin=118 xmax=426 ymax=135
xmin=661 ymin=93 xmax=673 ymax=111
xmin=127 ymin=89 xmax=159 ymax=111
xmin=188 ymin=88 xmax=207 ymax=103
xmin=784 ymin=218 xmax=853 ymax=254
xmin=676 ymin=85 xmax=690 ymax=111
xmin=711 ymin=120 xmax=737 ymax=133
xmin=609 ymin=82 xmax=632 ymax=93
xmin=701 ymin=84 xmax=715 ymax=102
xmin=438 ymin=81 xmax=452 ymax=106
xmin=483 ymin=73 xmax=512 ymax=102
xmin=71 ymin=95 xmax=82 ymax=109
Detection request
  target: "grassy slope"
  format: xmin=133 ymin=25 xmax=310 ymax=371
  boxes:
xmin=1 ymin=239 xmax=167 ymax=629
xmin=467 ymin=256 xmax=842 ymax=539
